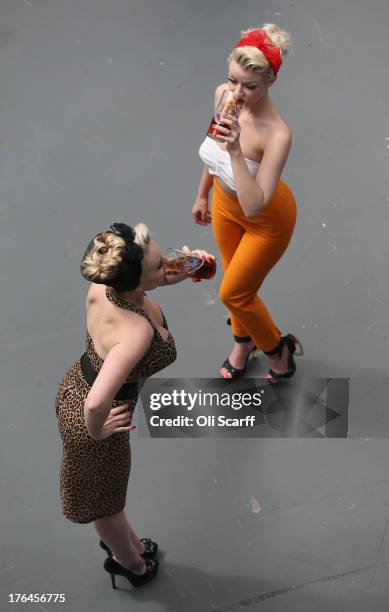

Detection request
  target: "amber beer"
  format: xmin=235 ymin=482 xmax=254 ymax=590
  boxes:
xmin=164 ymin=249 xmax=216 ymax=280
xmin=207 ymin=89 xmax=244 ymax=140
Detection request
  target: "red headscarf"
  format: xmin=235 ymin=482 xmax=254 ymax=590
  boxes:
xmin=234 ymin=29 xmax=282 ymax=75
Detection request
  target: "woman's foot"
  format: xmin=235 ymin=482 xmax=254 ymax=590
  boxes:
xmin=264 ymin=334 xmax=303 ymax=381
xmin=134 ymin=541 xmax=146 ymax=556
xmin=113 ymin=555 xmax=147 ymax=576
xmin=220 ymin=340 xmax=255 ymax=379
xmin=100 ymin=537 xmax=158 ymax=560
xmin=265 ymin=342 xmax=292 ymax=378
xmin=104 ymin=556 xmax=159 ymax=589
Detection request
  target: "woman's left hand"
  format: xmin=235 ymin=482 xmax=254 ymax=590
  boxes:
xmin=213 ymin=113 xmax=242 ymax=156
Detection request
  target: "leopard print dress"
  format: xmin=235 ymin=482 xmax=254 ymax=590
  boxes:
xmin=55 ymin=286 xmax=177 ymax=524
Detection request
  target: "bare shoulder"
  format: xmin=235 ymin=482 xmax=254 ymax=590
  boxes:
xmin=271 ymin=111 xmax=292 ymax=141
xmin=99 ymin=313 xmax=153 ymax=369
xmin=274 ymin=123 xmax=292 ymax=145
xmin=85 ymin=313 xmax=153 ymax=408
xmin=264 ymin=116 xmax=292 ymax=154
xmin=85 ymin=282 xmax=105 ymax=307
xmin=114 ymin=310 xmax=154 ymax=348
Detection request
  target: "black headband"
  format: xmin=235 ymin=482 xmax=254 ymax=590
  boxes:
xmin=108 ymin=223 xmax=143 ymax=291
xmin=109 ymin=223 xmax=135 ymax=241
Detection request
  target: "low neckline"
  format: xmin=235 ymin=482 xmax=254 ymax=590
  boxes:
xmin=105 ymin=286 xmax=172 ymax=345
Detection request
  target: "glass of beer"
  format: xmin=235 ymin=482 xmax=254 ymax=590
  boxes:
xmin=207 ymin=89 xmax=244 ymax=140
xmin=164 ymin=249 xmax=216 ymax=280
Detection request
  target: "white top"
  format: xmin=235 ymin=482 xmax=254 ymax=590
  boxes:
xmin=199 ymin=135 xmax=260 ymax=192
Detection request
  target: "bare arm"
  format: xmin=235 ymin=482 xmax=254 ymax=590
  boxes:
xmin=196 ymin=165 xmax=214 ymax=198
xmin=84 ymin=318 xmax=153 ymax=440
xmin=192 ymin=167 xmax=213 ymax=225
xmin=230 ymin=127 xmax=292 ymax=218
xmin=197 ymin=86 xmax=225 ymax=199
xmin=192 ymin=85 xmax=227 ymax=225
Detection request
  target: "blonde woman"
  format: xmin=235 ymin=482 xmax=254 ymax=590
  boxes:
xmin=55 ymin=222 xmax=214 ymax=589
xmin=194 ymin=24 xmax=303 ymax=380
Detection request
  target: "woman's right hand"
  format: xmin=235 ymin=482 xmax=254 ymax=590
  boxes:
xmin=182 ymin=245 xmax=216 ymax=283
xmin=97 ymin=403 xmax=135 ymax=440
xmin=192 ymin=195 xmax=211 ymax=226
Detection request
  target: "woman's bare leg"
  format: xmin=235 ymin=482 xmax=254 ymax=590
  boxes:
xmin=127 ymin=523 xmax=146 ymax=555
xmin=94 ymin=510 xmax=146 ymax=574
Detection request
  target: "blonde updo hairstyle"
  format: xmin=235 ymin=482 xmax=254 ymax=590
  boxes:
xmin=80 ymin=222 xmax=150 ymax=290
xmin=228 ymin=24 xmax=291 ymax=82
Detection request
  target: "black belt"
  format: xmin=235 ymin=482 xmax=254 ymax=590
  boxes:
xmin=80 ymin=352 xmax=138 ymax=401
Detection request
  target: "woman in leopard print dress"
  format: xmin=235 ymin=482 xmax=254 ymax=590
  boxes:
xmin=55 ymin=222 xmax=215 ymax=587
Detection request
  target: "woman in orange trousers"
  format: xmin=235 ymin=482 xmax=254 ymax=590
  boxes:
xmin=193 ymin=23 xmax=303 ymax=380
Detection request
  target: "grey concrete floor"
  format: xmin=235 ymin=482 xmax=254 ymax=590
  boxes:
xmin=1 ymin=0 xmax=389 ymax=610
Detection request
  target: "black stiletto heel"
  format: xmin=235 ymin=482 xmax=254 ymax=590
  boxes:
xmin=99 ymin=540 xmax=111 ymax=556
xmin=264 ymin=334 xmax=304 ymax=381
xmin=99 ymin=538 xmax=158 ymax=560
xmin=103 ymin=556 xmax=159 ymax=589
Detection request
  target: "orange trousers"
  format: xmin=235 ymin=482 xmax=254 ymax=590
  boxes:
xmin=211 ymin=177 xmax=297 ymax=352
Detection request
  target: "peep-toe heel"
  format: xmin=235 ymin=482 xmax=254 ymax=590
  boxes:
xmin=103 ymin=556 xmax=159 ymax=589
xmin=99 ymin=538 xmax=158 ymax=560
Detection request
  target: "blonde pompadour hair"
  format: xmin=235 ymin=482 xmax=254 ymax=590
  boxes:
xmin=80 ymin=222 xmax=150 ymax=285
xmin=228 ymin=24 xmax=291 ymax=80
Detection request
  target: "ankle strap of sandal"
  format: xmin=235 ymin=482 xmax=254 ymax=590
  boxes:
xmin=263 ymin=338 xmax=282 ymax=356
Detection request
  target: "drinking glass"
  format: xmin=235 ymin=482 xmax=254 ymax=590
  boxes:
xmin=164 ymin=249 xmax=216 ymax=280
xmin=207 ymin=89 xmax=244 ymax=140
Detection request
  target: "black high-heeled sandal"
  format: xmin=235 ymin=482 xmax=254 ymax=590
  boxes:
xmin=103 ymin=555 xmax=159 ymax=589
xmin=221 ymin=323 xmax=259 ymax=380
xmin=221 ymin=346 xmax=258 ymax=380
xmin=99 ymin=538 xmax=158 ymax=560
xmin=264 ymin=334 xmax=304 ymax=381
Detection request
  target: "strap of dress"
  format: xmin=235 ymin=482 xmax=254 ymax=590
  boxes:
xmin=105 ymin=286 xmax=156 ymax=330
